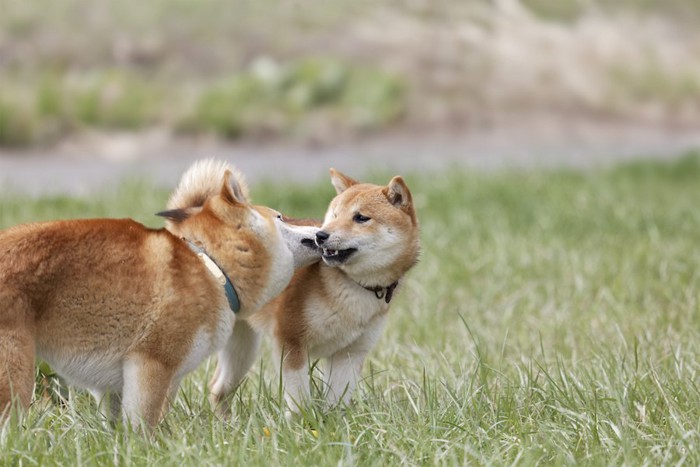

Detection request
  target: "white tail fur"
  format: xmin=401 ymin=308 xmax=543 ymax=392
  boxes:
xmin=167 ymin=159 xmax=250 ymax=210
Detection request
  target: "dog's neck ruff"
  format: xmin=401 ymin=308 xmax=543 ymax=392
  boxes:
xmin=362 ymin=281 xmax=399 ymax=304
xmin=184 ymin=239 xmax=240 ymax=313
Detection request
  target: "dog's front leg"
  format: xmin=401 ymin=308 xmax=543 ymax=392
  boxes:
xmin=275 ymin=342 xmax=310 ymax=418
xmin=324 ymin=351 xmax=367 ymax=408
xmin=209 ymin=319 xmax=261 ymax=417
xmin=121 ymin=355 xmax=174 ymax=430
xmin=91 ymin=390 xmax=122 ymax=424
xmin=324 ymin=314 xmax=387 ymax=408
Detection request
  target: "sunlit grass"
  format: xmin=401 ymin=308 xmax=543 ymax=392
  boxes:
xmin=1 ymin=154 xmax=700 ymax=464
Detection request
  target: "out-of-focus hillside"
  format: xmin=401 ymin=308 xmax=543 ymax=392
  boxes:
xmin=1 ymin=0 xmax=699 ymax=147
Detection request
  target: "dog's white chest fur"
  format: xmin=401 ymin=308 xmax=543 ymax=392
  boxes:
xmin=306 ymin=282 xmax=387 ymax=358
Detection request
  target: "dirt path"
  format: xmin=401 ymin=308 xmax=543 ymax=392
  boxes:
xmin=1 ymin=119 xmax=699 ymax=196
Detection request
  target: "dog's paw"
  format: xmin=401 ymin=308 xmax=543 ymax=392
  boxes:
xmin=284 ymin=409 xmax=295 ymax=423
xmin=209 ymin=393 xmax=233 ymax=421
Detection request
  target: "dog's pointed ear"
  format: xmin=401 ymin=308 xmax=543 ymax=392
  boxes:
xmin=385 ymin=176 xmax=413 ymax=210
xmin=329 ymin=168 xmax=358 ymax=194
xmin=220 ymin=170 xmax=247 ymax=205
xmin=157 ymin=208 xmax=193 ymax=223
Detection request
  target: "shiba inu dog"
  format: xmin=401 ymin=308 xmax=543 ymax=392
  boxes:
xmin=0 ymin=159 xmax=320 ymax=428
xmin=209 ymin=169 xmax=420 ymax=415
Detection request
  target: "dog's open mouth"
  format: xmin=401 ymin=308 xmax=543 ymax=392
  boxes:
xmin=322 ymin=247 xmax=357 ymax=264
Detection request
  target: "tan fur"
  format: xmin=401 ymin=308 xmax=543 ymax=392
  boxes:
xmin=212 ymin=169 xmax=420 ymax=415
xmin=0 ymin=159 xmax=320 ymax=427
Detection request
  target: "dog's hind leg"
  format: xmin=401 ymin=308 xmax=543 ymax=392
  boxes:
xmin=209 ymin=319 xmax=261 ymax=416
xmin=0 ymin=292 xmax=36 ymax=419
xmin=121 ymin=355 xmax=174 ymax=430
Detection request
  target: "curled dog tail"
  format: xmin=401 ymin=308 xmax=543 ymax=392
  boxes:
xmin=0 ymin=291 xmax=35 ymax=418
xmin=166 ymin=159 xmax=249 ymax=211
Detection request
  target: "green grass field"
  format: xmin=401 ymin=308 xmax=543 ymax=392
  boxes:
xmin=1 ymin=155 xmax=700 ymax=464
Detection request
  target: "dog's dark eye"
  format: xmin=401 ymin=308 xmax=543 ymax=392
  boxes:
xmin=353 ymin=213 xmax=371 ymax=223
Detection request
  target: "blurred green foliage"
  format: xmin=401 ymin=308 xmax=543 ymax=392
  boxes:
xmin=1 ymin=0 xmax=699 ymax=147
xmin=0 ymin=97 xmax=36 ymax=147
xmin=523 ymin=0 xmax=700 ymax=19
xmin=0 ymin=59 xmax=405 ymax=146
xmin=184 ymin=58 xmax=405 ymax=138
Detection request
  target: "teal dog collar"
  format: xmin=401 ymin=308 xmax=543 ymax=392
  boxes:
xmin=184 ymin=239 xmax=241 ymax=313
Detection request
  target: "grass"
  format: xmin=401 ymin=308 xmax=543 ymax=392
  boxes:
xmin=2 ymin=154 xmax=700 ymax=464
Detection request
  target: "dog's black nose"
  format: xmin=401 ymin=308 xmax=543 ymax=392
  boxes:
xmin=315 ymin=230 xmax=330 ymax=245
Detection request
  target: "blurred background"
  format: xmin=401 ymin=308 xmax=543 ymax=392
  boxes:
xmin=1 ymin=0 xmax=700 ymax=193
